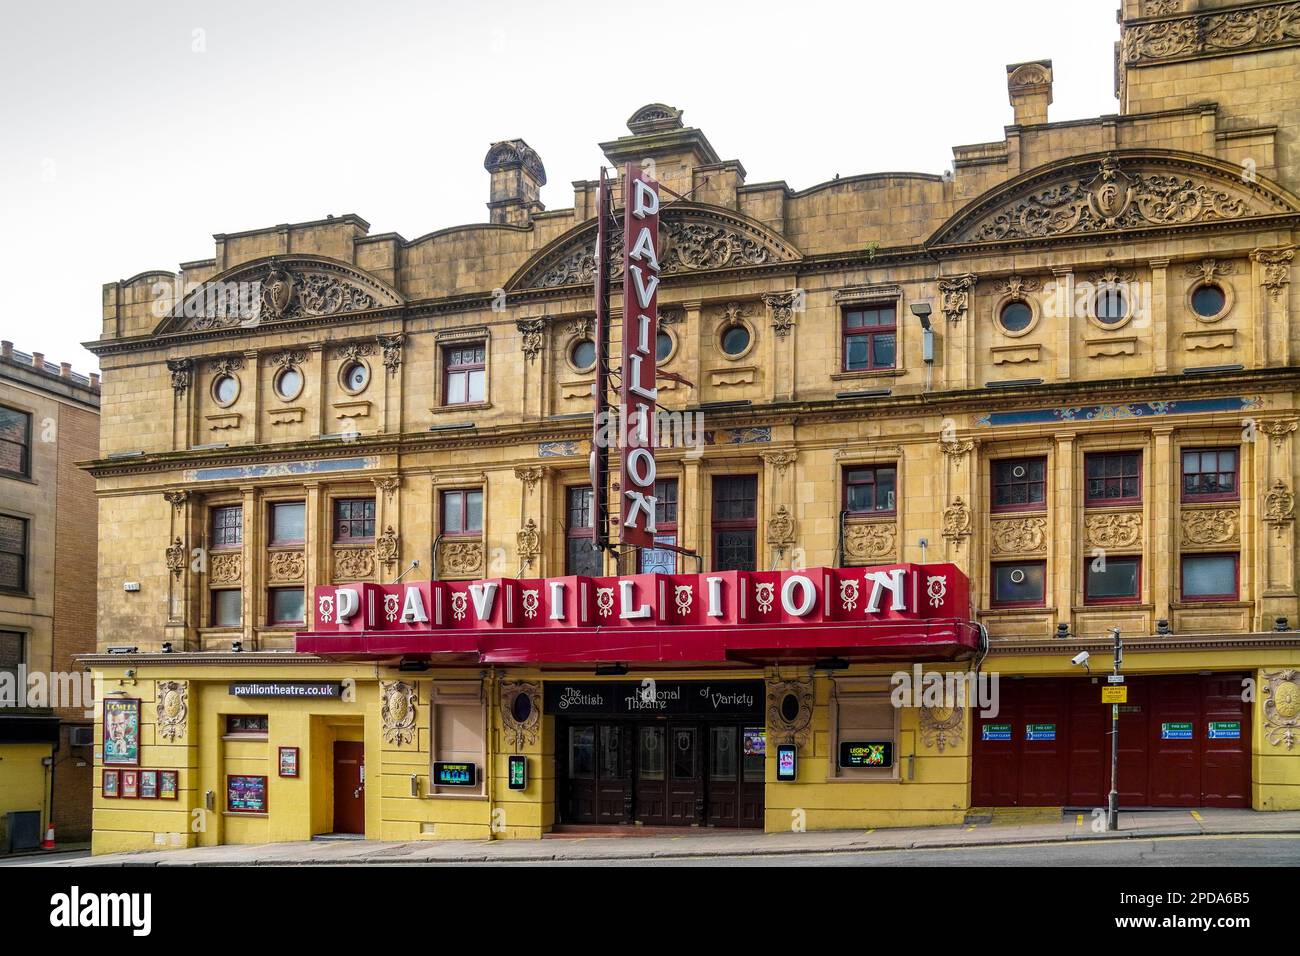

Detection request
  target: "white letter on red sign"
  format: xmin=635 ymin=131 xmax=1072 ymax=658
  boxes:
xmin=618 ymin=579 xmax=652 ymax=619
xmin=335 ymin=588 xmax=359 ymax=623
xmin=469 ymin=582 xmax=499 ymax=621
xmin=631 ymin=177 xmax=659 ymax=219
xmin=781 ymin=575 xmax=817 ymax=616
xmin=865 ymin=569 xmax=908 ymax=612
xmin=399 ymin=586 xmax=427 ymax=623
xmin=548 ymin=580 xmax=566 ymax=621
xmin=706 ymin=577 xmax=724 ymax=618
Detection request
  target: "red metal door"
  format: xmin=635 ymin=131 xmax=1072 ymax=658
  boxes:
xmin=1200 ymin=673 xmax=1250 ymax=807
xmin=1066 ymin=680 xmax=1106 ymax=806
xmin=1017 ymin=679 xmax=1068 ymax=805
xmin=1148 ymin=675 xmax=1200 ymax=805
xmin=972 ymin=682 xmax=1021 ymax=806
xmin=332 ymin=741 xmax=365 ymax=834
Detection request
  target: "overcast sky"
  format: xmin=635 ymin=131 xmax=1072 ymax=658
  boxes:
xmin=0 ymin=0 xmax=1121 ymax=373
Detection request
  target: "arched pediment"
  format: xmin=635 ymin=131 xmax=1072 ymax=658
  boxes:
xmin=507 ymin=203 xmax=801 ymax=292
xmin=929 ymin=150 xmax=1300 ymax=248
xmin=154 ymin=255 xmax=404 ymax=336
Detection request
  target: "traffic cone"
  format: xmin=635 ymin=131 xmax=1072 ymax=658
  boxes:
xmin=42 ymin=822 xmax=55 ymax=849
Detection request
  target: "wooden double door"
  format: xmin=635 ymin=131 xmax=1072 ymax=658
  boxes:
xmin=561 ymin=720 xmax=764 ymax=828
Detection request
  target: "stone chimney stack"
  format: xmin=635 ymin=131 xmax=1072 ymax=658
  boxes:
xmin=483 ymin=139 xmax=547 ymax=225
xmin=1007 ymin=60 xmax=1053 ymax=126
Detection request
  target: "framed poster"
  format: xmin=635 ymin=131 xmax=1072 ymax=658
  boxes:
xmin=139 ymin=769 xmax=159 ymax=799
xmin=102 ymin=769 xmax=120 ymax=799
xmin=776 ymin=744 xmax=797 ymax=782
xmin=121 ymin=769 xmax=140 ymax=799
xmin=103 ymin=698 xmax=141 ymax=766
xmin=159 ymin=770 xmax=178 ymax=800
xmin=227 ymin=774 xmax=268 ymax=813
xmin=278 ymin=746 xmax=299 ymax=778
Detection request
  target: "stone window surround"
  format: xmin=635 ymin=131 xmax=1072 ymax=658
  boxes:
xmin=831 ymin=284 xmax=907 ymax=381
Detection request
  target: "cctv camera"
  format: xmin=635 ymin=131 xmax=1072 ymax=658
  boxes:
xmin=1071 ymin=651 xmax=1090 ymax=666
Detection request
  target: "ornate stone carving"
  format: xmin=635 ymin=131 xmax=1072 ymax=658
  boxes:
xmin=767 ymin=678 xmax=815 ymax=747
xmin=1124 ymin=3 xmax=1300 ymax=64
xmin=943 ymin=497 xmax=973 ymax=548
xmin=567 ymin=315 xmax=593 ymax=339
xmin=162 ymin=490 xmax=189 ymax=513
xmin=165 ymin=537 xmax=185 ymax=579
xmin=844 ymin=521 xmax=897 ymax=561
xmin=1262 ymin=418 xmax=1298 ymax=448
xmin=209 ymin=551 xmax=242 ymax=584
xmin=377 ymin=333 xmax=405 ymax=376
xmin=516 ymin=518 xmax=541 ymax=571
xmin=939 ymin=439 xmax=974 ymax=467
xmin=1088 ymin=267 xmax=1138 ymax=287
xmin=335 ymin=341 xmax=374 ymax=363
xmin=1183 ymin=258 xmax=1236 ymax=283
xmin=166 ymin=358 xmax=192 ymax=394
xmin=269 ymin=349 xmax=306 ymax=370
xmin=372 ymin=476 xmax=399 ymax=501
xmin=376 ymin=525 xmax=399 ymax=569
xmin=938 ymin=274 xmax=977 ymax=322
xmin=268 ymin=549 xmax=305 ymax=583
xmin=210 ymin=355 xmax=244 ymax=376
xmin=761 ymin=291 xmax=799 ymax=336
xmin=990 ymin=516 xmax=1049 ymax=555
xmin=513 ymin=466 xmax=543 ymax=493
xmin=1144 ymin=0 xmax=1179 ymax=14
xmin=333 ymin=547 xmax=375 ymax=580
xmin=1265 ymin=479 xmax=1296 ymax=538
xmin=766 ymin=505 xmax=796 ymax=548
xmin=947 ymin=155 xmax=1290 ymax=245
xmin=380 ymin=680 xmax=418 ymax=747
xmin=1181 ymin=508 xmax=1240 ymax=546
xmin=1084 ymin=512 xmax=1142 ymax=550
xmin=762 ymin=451 xmax=797 ymax=476
xmin=657 ymin=306 xmax=684 ymax=326
xmin=995 ymin=275 xmax=1039 ymax=301
xmin=500 ymin=681 xmax=542 ymax=751
xmin=1253 ymin=247 xmax=1294 ymax=300
xmin=441 ymin=540 xmax=484 ymax=577
xmin=156 ymin=681 xmax=188 ymax=742
xmin=516 ymin=316 xmax=548 ymax=362
xmin=1263 ymin=669 xmax=1300 ymax=750
xmin=919 ymin=703 xmax=965 ymax=753
xmin=627 ymin=103 xmax=684 ymax=134
xmin=483 ymin=139 xmax=546 ymax=183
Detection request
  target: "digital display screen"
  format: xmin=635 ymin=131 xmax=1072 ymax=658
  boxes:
xmin=433 ymin=761 xmax=477 ymax=788
xmin=508 ymin=755 xmax=527 ymax=791
xmin=838 ymin=741 xmax=893 ymax=769
xmin=227 ymin=774 xmax=267 ymax=813
xmin=776 ymin=745 xmax=797 ymax=782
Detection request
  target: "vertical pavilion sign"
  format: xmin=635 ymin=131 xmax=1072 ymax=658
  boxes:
xmin=618 ymin=163 xmax=660 ymax=549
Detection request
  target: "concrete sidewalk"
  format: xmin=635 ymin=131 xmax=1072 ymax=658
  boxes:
xmin=27 ymin=808 xmax=1300 ymax=866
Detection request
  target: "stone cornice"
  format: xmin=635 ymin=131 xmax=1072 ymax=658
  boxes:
xmin=989 ymin=632 xmax=1300 ymax=655
xmin=1123 ymin=1 xmax=1300 ymax=67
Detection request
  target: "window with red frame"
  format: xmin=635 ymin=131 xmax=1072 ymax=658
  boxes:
xmin=1085 ymin=451 xmax=1141 ymax=506
xmin=1180 ymin=553 xmax=1238 ymax=602
xmin=844 ymin=465 xmax=896 ymax=515
xmin=565 ymin=486 xmax=601 ymax=576
xmin=992 ymin=457 xmax=1047 ymax=512
xmin=333 ymin=498 xmax=376 ymax=543
xmin=639 ymin=478 xmax=679 ymax=574
xmin=441 ymin=489 xmax=482 ymax=536
xmin=443 ymin=343 xmax=486 ymax=405
xmin=712 ymin=475 xmax=757 ymax=572
xmin=842 ymin=305 xmax=897 ymax=372
xmin=1181 ymin=448 xmax=1238 ymax=501
xmin=268 ymin=502 xmax=305 ymax=546
xmin=1085 ymin=555 xmax=1141 ymax=604
xmin=210 ymin=505 xmax=242 ymax=549
xmin=990 ymin=560 xmax=1046 ymax=607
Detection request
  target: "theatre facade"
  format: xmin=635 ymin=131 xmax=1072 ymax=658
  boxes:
xmin=83 ymin=0 xmax=1300 ymax=853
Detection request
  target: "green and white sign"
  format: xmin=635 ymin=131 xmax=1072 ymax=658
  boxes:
xmin=1161 ymin=722 xmax=1193 ymax=740
xmin=1025 ymin=723 xmax=1056 ymax=741
xmin=1207 ymin=721 xmax=1241 ymax=739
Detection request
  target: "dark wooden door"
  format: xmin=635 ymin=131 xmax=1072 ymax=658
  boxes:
xmin=1149 ymin=676 xmax=1200 ymax=805
xmin=707 ymin=725 xmax=739 ymax=826
xmin=739 ymin=726 xmax=765 ymax=828
xmin=595 ymin=723 xmax=631 ymax=823
xmin=635 ymin=723 xmax=667 ymax=824
xmin=666 ymin=724 xmax=702 ymax=825
xmin=332 ymin=741 xmax=366 ymax=834
xmin=565 ymin=723 xmax=597 ymax=823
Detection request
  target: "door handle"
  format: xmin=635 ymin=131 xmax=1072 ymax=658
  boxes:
xmin=353 ymin=786 xmax=364 ymax=799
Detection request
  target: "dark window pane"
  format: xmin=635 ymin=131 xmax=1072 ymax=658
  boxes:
xmin=212 ymin=589 xmax=242 ymax=626
xmin=845 ymin=335 xmax=869 ymax=370
xmin=671 ymin=728 xmax=696 ymax=779
xmin=269 ymin=588 xmax=304 ymax=624
xmin=211 ymin=505 xmax=242 ymax=548
xmin=992 ymin=562 xmax=1045 ymax=605
xmin=569 ymin=726 xmax=594 ymax=779
xmin=1087 ymin=558 xmax=1140 ymax=601
xmin=714 ymin=530 xmax=756 ymax=572
xmin=598 ymin=725 xmax=621 ymax=778
xmin=872 ymin=332 xmax=896 ymax=368
xmin=1192 ymin=285 xmax=1226 ymax=317
xmin=1183 ymin=554 xmax=1237 ymax=599
xmin=566 ymin=537 xmax=602 ymax=577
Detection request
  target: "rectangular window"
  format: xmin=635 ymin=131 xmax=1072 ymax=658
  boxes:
xmin=712 ymin=475 xmax=757 ymax=572
xmin=638 ymin=478 xmax=679 ymax=574
xmin=565 ymin=486 xmax=602 ymax=576
xmin=432 ymin=691 xmax=486 ymax=795
xmin=269 ymin=501 xmax=305 ymax=545
xmin=1085 ymin=451 xmax=1141 ymax=506
xmin=210 ymin=505 xmax=242 ymax=549
xmin=842 ymin=305 xmax=897 ymax=372
xmin=211 ymin=589 xmax=242 ymax=627
xmin=443 ymin=343 xmax=486 ymax=405
xmin=0 ymin=514 xmax=29 ymax=591
xmin=1085 ymin=555 xmax=1141 ymax=604
xmin=833 ymin=689 xmax=896 ymax=778
xmin=991 ymin=560 xmax=1046 ymax=607
xmin=1181 ymin=447 xmax=1238 ymax=502
xmin=268 ymin=587 xmax=305 ymax=624
xmin=844 ymin=465 xmax=896 ymax=515
xmin=992 ymin=457 xmax=1047 ymax=512
xmin=225 ymin=715 xmax=268 ymax=736
xmin=0 ymin=630 xmax=22 ymax=686
xmin=0 ymin=406 xmax=32 ymax=479
xmin=441 ymin=489 xmax=483 ymax=537
xmin=1181 ymin=553 xmax=1238 ymax=602
xmin=333 ymin=497 xmax=376 ymax=543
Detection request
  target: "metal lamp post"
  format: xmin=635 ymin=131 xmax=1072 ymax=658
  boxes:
xmin=1107 ymin=626 xmax=1123 ymax=832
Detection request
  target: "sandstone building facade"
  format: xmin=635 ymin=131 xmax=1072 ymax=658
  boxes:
xmin=83 ymin=0 xmax=1300 ymax=852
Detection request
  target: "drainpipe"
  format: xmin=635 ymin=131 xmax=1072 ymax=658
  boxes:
xmin=835 ymin=509 xmax=848 ymax=567
xmin=430 ymin=534 xmax=443 ymax=581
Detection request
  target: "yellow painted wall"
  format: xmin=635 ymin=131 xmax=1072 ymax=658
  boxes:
xmin=0 ymin=743 xmax=52 ymax=845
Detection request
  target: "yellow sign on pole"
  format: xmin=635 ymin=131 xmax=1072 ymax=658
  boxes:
xmin=1102 ymin=686 xmax=1128 ymax=704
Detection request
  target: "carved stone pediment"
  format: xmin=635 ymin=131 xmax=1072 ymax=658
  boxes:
xmin=507 ymin=205 xmax=800 ymax=291
xmin=932 ymin=152 xmax=1297 ymax=247
xmin=157 ymin=255 xmax=403 ymax=335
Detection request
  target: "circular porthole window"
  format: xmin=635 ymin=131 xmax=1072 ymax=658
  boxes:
xmin=998 ymin=300 xmax=1033 ymax=334
xmin=780 ymin=693 xmax=801 ymax=723
xmin=340 ymin=361 xmax=370 ymax=394
xmin=570 ymin=338 xmax=596 ymax=372
xmin=1191 ymin=283 xmax=1227 ymax=319
xmin=1093 ymin=286 xmax=1130 ymax=326
xmin=510 ymin=691 xmax=533 ymax=724
xmin=721 ymin=324 xmax=751 ymax=357
xmin=212 ymin=374 xmax=239 ymax=407
xmin=274 ymin=365 xmax=303 ymax=402
xmin=1012 ymin=464 xmax=1027 ymax=479
xmin=656 ymin=330 xmax=673 ymax=362
xmin=1009 ymin=568 xmax=1026 ymax=585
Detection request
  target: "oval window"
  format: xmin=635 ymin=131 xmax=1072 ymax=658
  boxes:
xmin=656 ymin=330 xmax=673 ymax=362
xmin=780 ymin=693 xmax=801 ymax=723
xmin=570 ymin=338 xmax=596 ymax=371
xmin=274 ymin=366 xmax=303 ymax=401
xmin=999 ymin=301 xmax=1033 ymax=333
xmin=1094 ymin=287 xmax=1129 ymax=324
xmin=721 ymin=325 xmax=751 ymax=356
xmin=510 ymin=692 xmax=533 ymax=724
xmin=342 ymin=361 xmax=369 ymax=393
xmin=213 ymin=374 xmax=238 ymax=406
xmin=1192 ymin=284 xmax=1226 ymax=318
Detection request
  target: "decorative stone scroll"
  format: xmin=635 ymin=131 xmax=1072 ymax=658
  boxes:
xmin=1123 ymin=3 xmax=1300 ymax=65
xmin=990 ymin=516 xmax=1048 ymax=555
xmin=165 ymin=537 xmax=186 ymax=580
xmin=166 ymin=359 xmax=192 ymax=394
xmin=1253 ymin=247 xmax=1295 ymax=301
xmin=516 ymin=518 xmax=541 ymax=571
xmin=767 ymin=678 xmax=815 ymax=747
xmin=377 ymin=333 xmax=405 ymax=376
xmin=761 ymin=291 xmax=799 ymax=337
xmin=500 ymin=681 xmax=542 ymax=751
xmin=376 ymin=526 xmax=399 ymax=570
xmin=1084 ymin=512 xmax=1142 ymax=550
xmin=380 ymin=680 xmax=418 ymax=746
xmin=516 ymin=317 xmax=548 ymax=362
xmin=156 ymin=681 xmax=189 ymax=742
xmin=1181 ymin=508 xmax=1240 ymax=546
xmin=919 ymin=703 xmax=965 ymax=753
xmin=268 ymin=550 xmax=305 ymax=583
xmin=938 ymin=274 xmax=977 ymax=322
xmin=844 ymin=522 xmax=897 ymax=562
xmin=1265 ymin=479 xmax=1296 ymax=538
xmin=1263 ymin=669 xmax=1300 ymax=751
